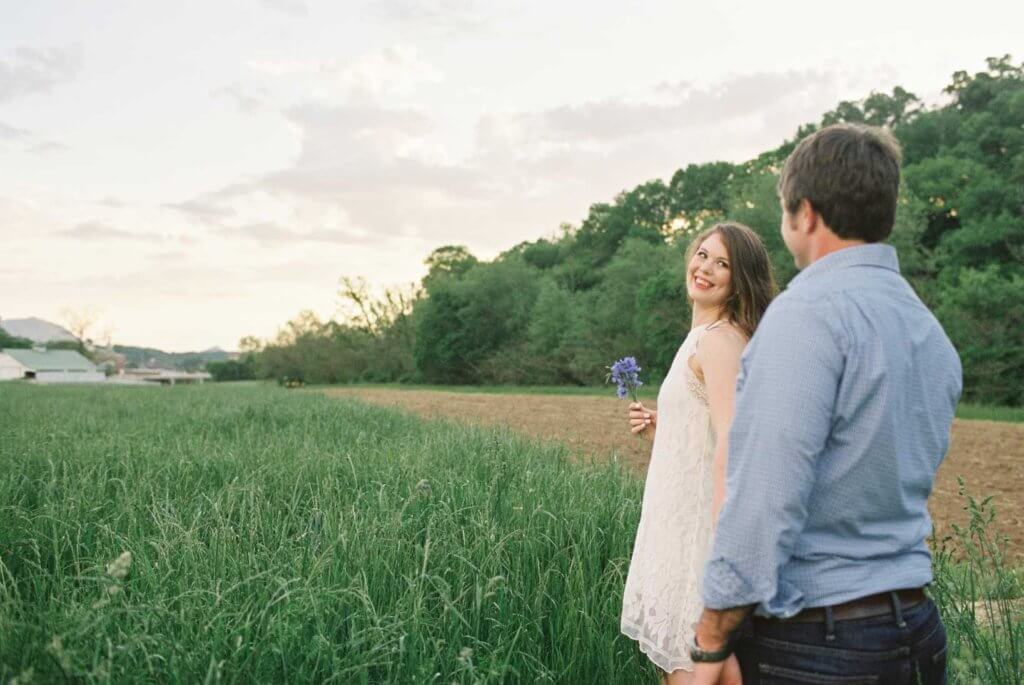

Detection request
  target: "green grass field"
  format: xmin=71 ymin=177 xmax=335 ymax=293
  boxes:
xmin=0 ymin=384 xmax=1020 ymax=683
xmin=954 ymin=403 xmax=1024 ymax=423
xmin=333 ymin=383 xmax=1024 ymax=423
xmin=333 ymin=382 xmax=649 ymax=397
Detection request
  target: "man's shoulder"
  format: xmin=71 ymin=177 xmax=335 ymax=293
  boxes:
xmin=743 ymin=287 xmax=851 ymax=369
xmin=761 ymin=285 xmax=841 ymax=329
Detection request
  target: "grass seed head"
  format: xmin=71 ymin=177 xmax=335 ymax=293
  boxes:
xmin=105 ymin=551 xmax=132 ymax=580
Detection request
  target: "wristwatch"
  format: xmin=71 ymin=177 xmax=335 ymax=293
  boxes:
xmin=689 ymin=634 xmax=733 ymax=663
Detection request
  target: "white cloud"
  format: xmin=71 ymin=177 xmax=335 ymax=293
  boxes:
xmin=0 ymin=120 xmax=31 ymax=141
xmin=246 ymin=45 xmax=443 ymax=101
xmin=170 ymin=100 xmax=473 ymax=241
xmin=27 ymin=140 xmax=70 ymax=155
xmin=0 ymin=120 xmax=69 ymax=155
xmin=60 ymin=221 xmax=144 ymax=241
xmin=218 ymin=221 xmax=374 ymax=246
xmin=367 ymin=0 xmax=490 ymax=34
xmin=338 ymin=45 xmax=443 ymax=97
xmin=479 ymin=70 xmax=849 ymax=147
xmin=258 ymin=0 xmax=308 ymax=15
xmin=59 ymin=221 xmax=182 ymax=243
xmin=213 ymin=83 xmax=269 ymax=113
xmin=0 ymin=46 xmax=80 ymax=103
xmin=168 ymin=68 xmax=865 ymax=265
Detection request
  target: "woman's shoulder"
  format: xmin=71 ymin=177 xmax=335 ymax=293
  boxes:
xmin=688 ymin=321 xmax=747 ymax=385
xmin=700 ymin=320 xmax=749 ymax=347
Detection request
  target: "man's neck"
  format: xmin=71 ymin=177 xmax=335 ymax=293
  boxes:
xmin=804 ymin=237 xmax=867 ymax=267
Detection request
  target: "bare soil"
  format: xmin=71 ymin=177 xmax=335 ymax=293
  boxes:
xmin=321 ymin=387 xmax=1024 ymax=563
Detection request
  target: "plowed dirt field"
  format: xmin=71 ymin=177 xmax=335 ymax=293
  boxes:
xmin=322 ymin=387 xmax=1024 ymax=562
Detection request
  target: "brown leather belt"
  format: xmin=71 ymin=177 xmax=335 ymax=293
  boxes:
xmin=770 ymin=588 xmax=927 ymax=623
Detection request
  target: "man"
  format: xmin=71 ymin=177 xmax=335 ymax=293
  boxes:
xmin=690 ymin=123 xmax=962 ymax=684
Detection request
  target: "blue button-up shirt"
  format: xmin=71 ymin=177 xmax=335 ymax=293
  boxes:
xmin=702 ymin=243 xmax=962 ymax=617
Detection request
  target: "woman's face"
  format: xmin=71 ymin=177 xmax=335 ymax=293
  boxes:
xmin=686 ymin=232 xmax=733 ymax=309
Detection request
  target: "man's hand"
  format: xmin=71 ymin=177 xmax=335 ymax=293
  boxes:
xmin=692 ymin=606 xmax=751 ymax=684
xmin=694 ymin=654 xmax=741 ymax=685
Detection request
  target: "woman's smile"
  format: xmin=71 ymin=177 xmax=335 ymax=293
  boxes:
xmin=692 ymin=273 xmax=715 ymax=291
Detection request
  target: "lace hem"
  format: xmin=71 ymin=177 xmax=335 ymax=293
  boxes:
xmin=620 ymin=619 xmax=694 ymax=673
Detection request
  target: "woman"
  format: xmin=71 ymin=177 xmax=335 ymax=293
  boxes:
xmin=620 ymin=222 xmax=776 ymax=684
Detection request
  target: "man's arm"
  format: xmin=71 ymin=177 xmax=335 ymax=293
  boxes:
xmin=692 ymin=609 xmax=748 ymax=685
xmin=695 ymin=605 xmax=753 ymax=651
xmin=701 ymin=296 xmax=846 ymax=620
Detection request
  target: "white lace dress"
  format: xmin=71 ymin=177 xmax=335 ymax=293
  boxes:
xmin=620 ymin=322 xmax=719 ymax=673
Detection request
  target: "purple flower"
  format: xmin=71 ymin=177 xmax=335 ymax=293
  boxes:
xmin=606 ymin=356 xmax=643 ymax=402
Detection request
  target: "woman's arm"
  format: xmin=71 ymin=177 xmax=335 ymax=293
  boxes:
xmin=694 ymin=327 xmax=748 ymax=527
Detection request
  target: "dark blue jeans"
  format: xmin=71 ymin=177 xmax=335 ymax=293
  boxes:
xmin=734 ymin=597 xmax=947 ymax=684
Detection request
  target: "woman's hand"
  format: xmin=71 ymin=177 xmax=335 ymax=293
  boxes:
xmin=628 ymin=402 xmax=657 ymax=436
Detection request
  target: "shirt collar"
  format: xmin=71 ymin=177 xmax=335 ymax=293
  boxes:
xmin=788 ymin=243 xmax=900 ymax=288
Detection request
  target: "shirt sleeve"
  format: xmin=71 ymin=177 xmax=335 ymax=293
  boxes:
xmin=702 ymin=294 xmax=846 ymax=616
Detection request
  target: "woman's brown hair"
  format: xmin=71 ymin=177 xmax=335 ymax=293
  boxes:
xmin=684 ymin=222 xmax=777 ymax=338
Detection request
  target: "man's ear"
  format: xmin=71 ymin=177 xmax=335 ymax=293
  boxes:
xmin=800 ymin=199 xmax=820 ymax=235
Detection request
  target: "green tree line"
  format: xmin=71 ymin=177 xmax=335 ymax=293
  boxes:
xmin=0 ymin=329 xmax=33 ymax=349
xmin=225 ymin=56 xmax=1024 ymax=406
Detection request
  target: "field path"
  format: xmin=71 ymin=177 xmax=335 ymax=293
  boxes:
xmin=320 ymin=387 xmax=1024 ymax=562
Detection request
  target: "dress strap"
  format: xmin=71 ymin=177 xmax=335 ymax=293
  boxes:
xmin=705 ymin=318 xmax=730 ymax=332
xmin=694 ymin=319 xmax=731 ymax=350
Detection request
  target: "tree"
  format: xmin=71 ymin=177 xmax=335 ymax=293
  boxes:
xmin=509 ymin=238 xmax=563 ymax=271
xmin=238 ymin=336 xmax=264 ymax=354
xmin=562 ymin=238 xmax=680 ymax=384
xmin=0 ymin=328 xmax=32 ymax=349
xmin=723 ymin=170 xmax=797 ymax=287
xmin=888 ymin=188 xmax=938 ymax=304
xmin=566 ymin=180 xmax=671 ymax=287
xmin=414 ymin=258 xmax=541 ymax=383
xmin=338 ymin=277 xmax=419 ymax=381
xmin=421 ymin=245 xmax=478 ymax=290
xmin=413 ymin=283 xmax=469 ymax=383
xmin=61 ymin=305 xmax=101 ymax=346
xmin=862 ymin=86 xmax=922 ymax=127
xmin=935 ymin=265 xmax=1024 ymax=405
xmin=528 ymin=279 xmax=573 ymax=356
xmin=666 ymin=162 xmax=735 ymax=236
xmin=633 ymin=265 xmax=689 ymax=380
xmin=523 ymin=278 xmax=577 ymax=384
xmin=944 ymin=55 xmax=1022 ymax=114
xmin=207 ymin=356 xmax=258 ymax=382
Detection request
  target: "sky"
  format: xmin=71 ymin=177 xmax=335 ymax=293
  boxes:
xmin=2 ymin=1 xmax=1021 ymax=351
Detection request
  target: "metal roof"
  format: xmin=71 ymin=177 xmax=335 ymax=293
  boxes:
xmin=1 ymin=348 xmax=98 ymax=372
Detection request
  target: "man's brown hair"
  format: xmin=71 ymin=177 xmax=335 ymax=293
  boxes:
xmin=778 ymin=123 xmax=903 ymax=243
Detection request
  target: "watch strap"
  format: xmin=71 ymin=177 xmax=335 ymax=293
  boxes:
xmin=689 ymin=634 xmax=733 ymax=663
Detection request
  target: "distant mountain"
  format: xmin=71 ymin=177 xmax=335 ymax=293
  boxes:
xmin=1 ymin=316 xmax=229 ymax=370
xmin=113 ymin=345 xmax=230 ymax=371
xmin=0 ymin=317 xmax=77 ymax=344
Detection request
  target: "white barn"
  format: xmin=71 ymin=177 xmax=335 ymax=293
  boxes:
xmin=0 ymin=349 xmax=105 ymax=383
